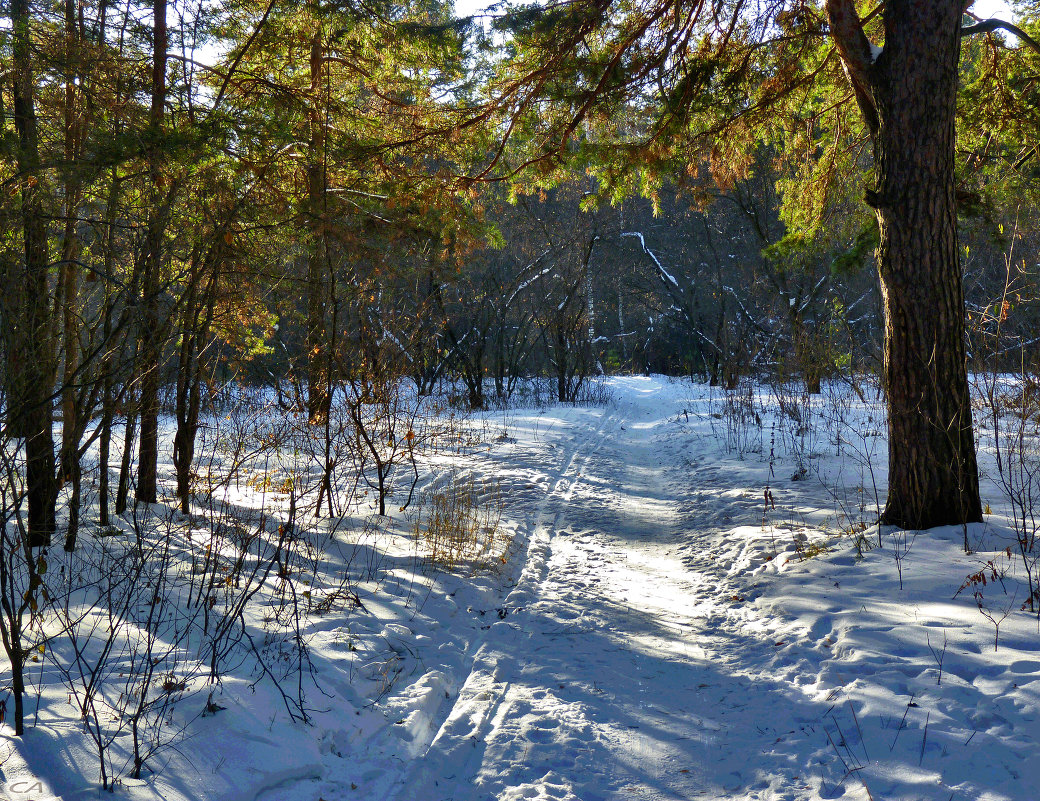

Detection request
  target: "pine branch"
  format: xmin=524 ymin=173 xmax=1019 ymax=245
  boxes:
xmin=962 ymin=18 xmax=1040 ymax=55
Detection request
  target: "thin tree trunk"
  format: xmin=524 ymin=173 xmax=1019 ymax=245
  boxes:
xmin=11 ymin=647 xmax=25 ymax=736
xmin=98 ymin=374 xmax=113 ymax=526
xmin=136 ymin=0 xmax=168 ymax=505
xmin=9 ymin=0 xmax=57 ymax=547
xmin=58 ymin=235 xmax=80 ymax=484
xmin=97 ymin=169 xmax=122 ymax=527
xmin=64 ymin=457 xmax=82 ymax=551
xmin=58 ymin=0 xmax=84 ymax=485
xmin=116 ymin=391 xmax=137 ymax=516
xmin=306 ymin=26 xmax=331 ymax=423
xmin=173 ymin=331 xmax=199 ymax=514
xmin=556 ymin=327 xmax=568 ymax=402
xmin=174 ymin=262 xmax=217 ymax=514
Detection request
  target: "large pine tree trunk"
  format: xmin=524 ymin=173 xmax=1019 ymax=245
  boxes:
xmin=871 ymin=2 xmax=981 ymax=528
xmin=827 ymin=0 xmax=982 ymax=529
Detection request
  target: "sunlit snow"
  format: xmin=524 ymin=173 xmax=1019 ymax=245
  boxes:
xmin=6 ymin=375 xmax=1039 ymax=801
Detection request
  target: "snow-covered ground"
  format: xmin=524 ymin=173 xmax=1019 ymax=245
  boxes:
xmin=4 ymin=375 xmax=1040 ymax=801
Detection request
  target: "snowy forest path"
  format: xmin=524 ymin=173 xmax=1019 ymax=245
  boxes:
xmin=389 ymin=376 xmax=824 ymax=801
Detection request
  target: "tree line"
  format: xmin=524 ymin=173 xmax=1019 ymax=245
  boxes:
xmin=3 ymin=0 xmax=1040 ymax=558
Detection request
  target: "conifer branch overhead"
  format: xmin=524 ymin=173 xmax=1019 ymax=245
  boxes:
xmin=962 ymin=18 xmax=1040 ymax=56
xmin=824 ymin=0 xmax=879 ymax=137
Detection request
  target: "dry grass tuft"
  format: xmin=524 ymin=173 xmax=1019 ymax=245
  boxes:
xmin=416 ymin=473 xmax=505 ymax=570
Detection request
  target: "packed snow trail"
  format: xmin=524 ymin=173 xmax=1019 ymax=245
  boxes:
xmin=387 ymin=377 xmax=828 ymax=801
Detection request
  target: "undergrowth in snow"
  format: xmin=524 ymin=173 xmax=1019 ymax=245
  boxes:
xmin=3 ymin=375 xmax=1039 ymax=801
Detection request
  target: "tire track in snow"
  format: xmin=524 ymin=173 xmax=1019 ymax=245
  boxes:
xmin=387 ymin=386 xmax=708 ymax=801
xmin=388 ymin=378 xmax=838 ymax=801
xmin=382 ymin=404 xmax=623 ymax=801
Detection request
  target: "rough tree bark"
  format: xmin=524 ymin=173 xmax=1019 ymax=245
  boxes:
xmin=8 ymin=0 xmax=57 ymax=547
xmin=826 ymin=0 xmax=982 ymax=528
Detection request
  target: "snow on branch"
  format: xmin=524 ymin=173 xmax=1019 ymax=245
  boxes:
xmin=380 ymin=327 xmax=415 ymax=364
xmin=504 ymin=250 xmax=555 ymax=309
xmin=621 ymin=232 xmax=680 ymax=289
xmin=722 ymin=285 xmax=770 ymax=335
xmin=796 ymin=275 xmax=829 ymax=316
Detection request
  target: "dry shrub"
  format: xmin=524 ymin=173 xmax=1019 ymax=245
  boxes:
xmin=416 ymin=473 xmax=505 ymax=570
